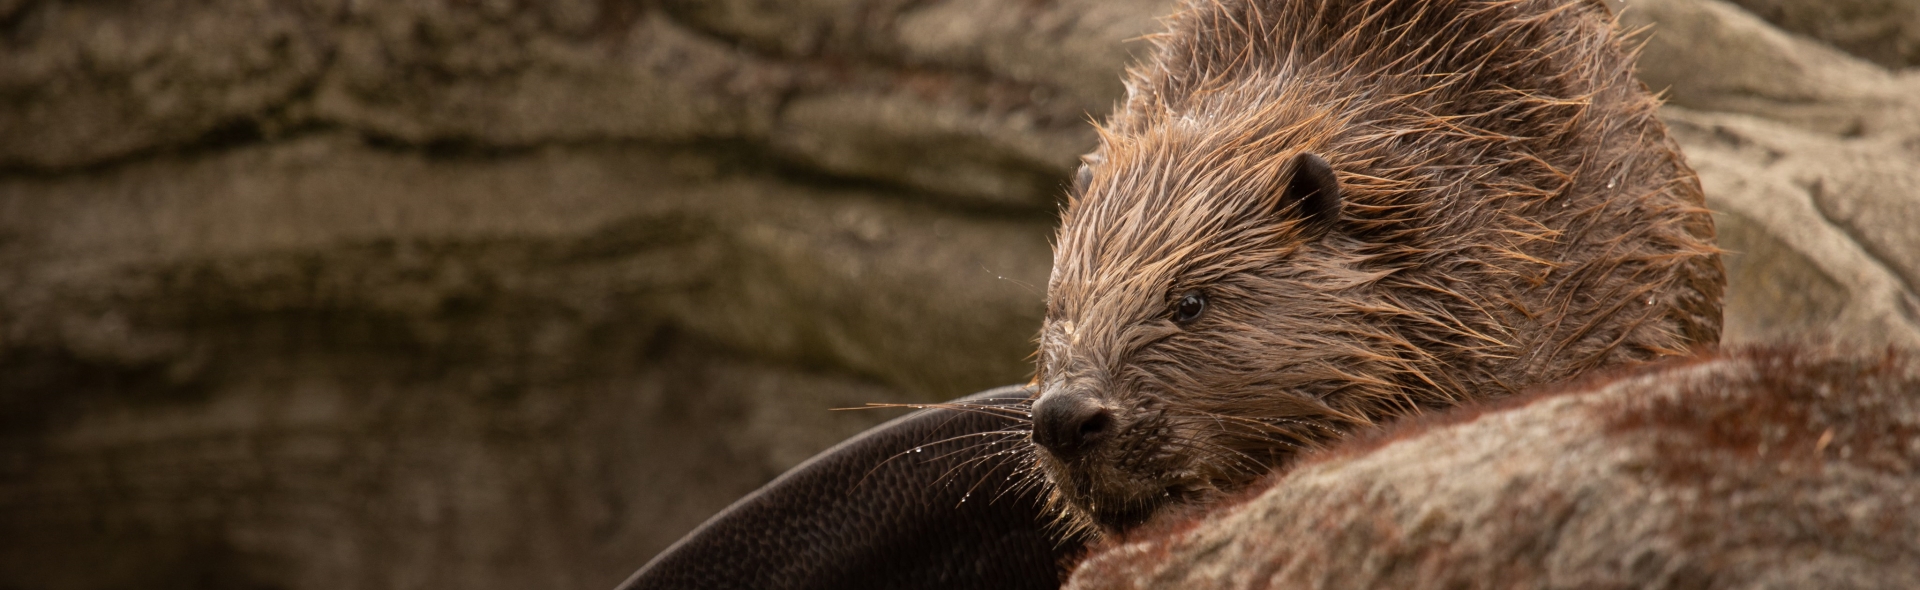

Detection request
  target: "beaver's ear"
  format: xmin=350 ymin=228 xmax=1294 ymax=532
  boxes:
xmin=1071 ymin=152 xmax=1104 ymax=198
xmin=1282 ymin=152 xmax=1342 ymax=233
xmin=1072 ymin=163 xmax=1094 ymax=197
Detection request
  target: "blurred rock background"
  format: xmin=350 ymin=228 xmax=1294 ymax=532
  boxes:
xmin=0 ymin=0 xmax=1913 ymax=589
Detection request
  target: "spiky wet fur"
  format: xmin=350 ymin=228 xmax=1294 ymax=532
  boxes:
xmin=1031 ymin=0 xmax=1724 ymax=536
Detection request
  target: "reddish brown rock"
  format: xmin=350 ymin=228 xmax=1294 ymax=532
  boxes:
xmin=1066 ymin=347 xmax=1920 ymax=589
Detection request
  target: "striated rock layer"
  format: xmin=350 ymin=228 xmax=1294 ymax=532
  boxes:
xmin=2 ymin=2 xmax=1139 ymax=587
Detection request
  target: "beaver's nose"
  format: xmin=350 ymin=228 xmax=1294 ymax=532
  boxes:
xmin=1031 ymin=390 xmax=1113 ymax=458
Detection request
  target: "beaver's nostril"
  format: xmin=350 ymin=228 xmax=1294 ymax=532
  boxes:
xmin=1032 ymin=391 xmax=1113 ymax=458
xmin=1077 ymin=410 xmax=1110 ymax=439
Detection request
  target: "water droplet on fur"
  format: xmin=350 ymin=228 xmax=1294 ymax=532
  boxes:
xmin=1606 ymin=179 xmax=1617 ymax=189
xmin=1646 ymin=295 xmax=1655 ymax=305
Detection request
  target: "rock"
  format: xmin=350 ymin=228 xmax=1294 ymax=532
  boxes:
xmin=0 ymin=0 xmax=329 ymax=169
xmin=0 ymin=132 xmax=1053 ymax=405
xmin=1065 ymin=348 xmax=1920 ymax=589
xmin=313 ymin=7 xmax=789 ymax=148
xmin=1 ymin=0 xmax=1174 ymax=207
xmin=1619 ymin=0 xmax=1920 ymax=136
xmin=1618 ymin=0 xmax=1920 ymax=348
xmin=0 ymin=132 xmax=1050 ymax=588
xmin=1810 ymin=154 xmax=1920 ymax=297
xmin=0 ymin=333 xmax=909 ymax=590
xmin=770 ymin=87 xmax=1090 ymax=208
xmin=1726 ymin=0 xmax=1920 ymax=69
xmin=1666 ymin=108 xmax=1920 ymax=348
xmin=661 ymin=0 xmax=1164 ymax=108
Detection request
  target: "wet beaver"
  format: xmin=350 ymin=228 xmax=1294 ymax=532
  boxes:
xmin=1028 ymin=0 xmax=1724 ymax=534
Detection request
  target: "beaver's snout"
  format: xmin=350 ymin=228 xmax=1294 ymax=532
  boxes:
xmin=1031 ymin=389 xmax=1114 ymax=459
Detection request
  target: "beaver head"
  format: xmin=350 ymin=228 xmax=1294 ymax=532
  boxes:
xmin=1026 ymin=0 xmax=1722 ymax=534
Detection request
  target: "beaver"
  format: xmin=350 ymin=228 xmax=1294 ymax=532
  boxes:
xmin=1027 ymin=0 xmax=1724 ymax=534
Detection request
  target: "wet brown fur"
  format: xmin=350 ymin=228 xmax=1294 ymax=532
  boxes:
xmin=1029 ymin=0 xmax=1724 ymax=534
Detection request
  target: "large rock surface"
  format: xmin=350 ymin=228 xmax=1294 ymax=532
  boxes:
xmin=1618 ymin=0 xmax=1920 ymax=348
xmin=1 ymin=2 xmax=1151 ymax=588
xmin=1066 ymin=348 xmax=1920 ymax=589
xmin=0 ymin=0 xmax=1915 ymax=589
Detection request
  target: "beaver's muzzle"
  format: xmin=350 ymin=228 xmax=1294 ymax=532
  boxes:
xmin=1031 ymin=388 xmax=1114 ymax=460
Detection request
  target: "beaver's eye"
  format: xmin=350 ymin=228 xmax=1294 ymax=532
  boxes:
xmin=1173 ymin=291 xmax=1208 ymax=324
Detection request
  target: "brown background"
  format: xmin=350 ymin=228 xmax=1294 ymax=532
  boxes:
xmin=1 ymin=0 xmax=1916 ymax=588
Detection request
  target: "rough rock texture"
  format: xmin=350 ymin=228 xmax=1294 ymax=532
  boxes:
xmin=1 ymin=0 xmax=1917 ymax=589
xmin=0 ymin=0 xmax=1163 ymax=208
xmin=1618 ymin=0 xmax=1920 ymax=348
xmin=1725 ymin=0 xmax=1920 ymax=69
xmin=0 ymin=2 xmax=1152 ymax=589
xmin=1064 ymin=347 xmax=1920 ymax=589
